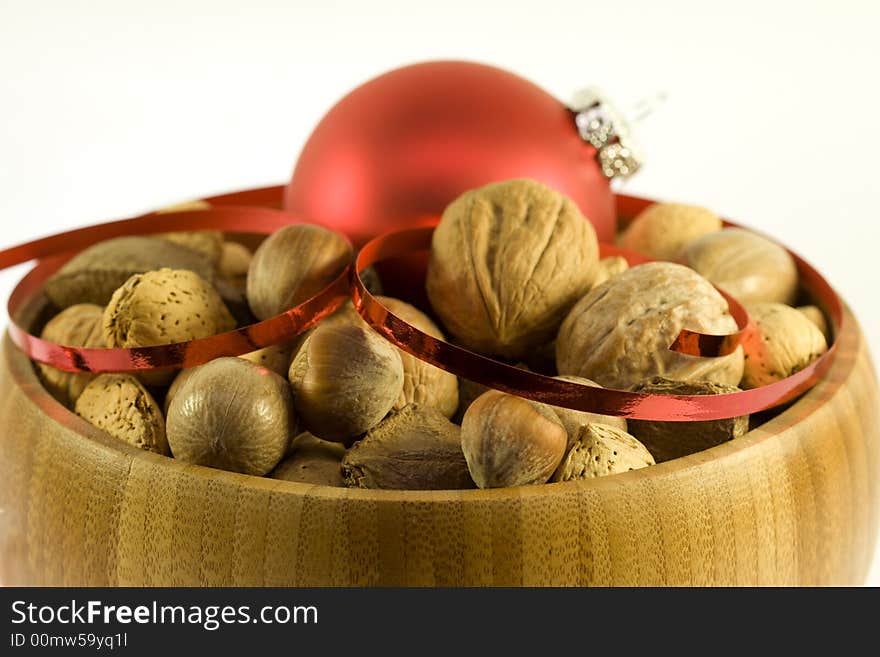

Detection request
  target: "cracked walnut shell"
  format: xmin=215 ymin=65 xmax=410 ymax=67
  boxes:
xmin=556 ymin=262 xmax=744 ymax=390
xmin=426 ymin=179 xmax=599 ymax=360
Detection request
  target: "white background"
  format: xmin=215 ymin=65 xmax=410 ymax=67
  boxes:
xmin=1 ymin=0 xmax=879 ymax=585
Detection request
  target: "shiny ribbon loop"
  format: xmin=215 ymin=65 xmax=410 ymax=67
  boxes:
xmin=352 ymin=218 xmax=842 ymax=421
xmin=1 ymin=185 xmax=844 ymax=421
xmin=3 ymin=201 xmax=350 ymax=373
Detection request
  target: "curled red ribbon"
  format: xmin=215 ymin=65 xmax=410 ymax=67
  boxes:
xmin=2 ymin=202 xmax=350 ymax=373
xmin=1 ymin=185 xmax=843 ymax=422
xmin=352 ymin=212 xmax=843 ymax=421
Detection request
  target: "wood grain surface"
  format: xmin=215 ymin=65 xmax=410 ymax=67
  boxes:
xmin=1 ymin=307 xmax=878 ymax=586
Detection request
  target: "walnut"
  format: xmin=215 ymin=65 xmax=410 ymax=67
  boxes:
xmin=341 ymin=405 xmax=473 ymax=490
xmin=551 ymin=423 xmax=654 ymax=481
xmin=619 ymin=202 xmax=721 ymax=260
xmin=742 ymin=302 xmax=828 ymax=388
xmin=556 ymin=262 xmax=744 ymax=390
xmin=37 ymin=304 xmax=106 ymax=408
xmin=426 ymin=179 xmax=599 ymax=360
xmin=627 ymin=377 xmax=749 ymax=462
xmin=682 ymin=227 xmax=798 ymax=305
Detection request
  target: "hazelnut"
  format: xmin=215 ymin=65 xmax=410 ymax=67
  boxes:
xmin=593 ymin=256 xmax=629 ymax=286
xmin=682 ymin=227 xmax=798 ymax=305
xmin=289 ymin=322 xmax=404 ymax=443
xmin=44 ymin=236 xmax=214 ymax=308
xmin=796 ymin=305 xmax=830 ymax=342
xmin=164 ymin=365 xmax=199 ymax=416
xmin=426 ymin=178 xmax=599 ymax=360
xmin=342 ymin=405 xmax=473 ymax=490
xmin=741 ymin=302 xmax=828 ymax=388
xmin=247 ymin=224 xmax=352 ymax=320
xmin=551 ymin=423 xmax=654 ymax=482
xmin=166 ymin=357 xmax=295 ymax=475
xmin=619 ymin=202 xmax=721 ymax=260
xmin=75 ymin=374 xmax=168 ymax=455
xmin=37 ymin=303 xmax=106 ymax=407
xmin=551 ymin=375 xmax=628 ymax=449
xmin=310 ymin=297 xmax=458 ymax=417
xmin=460 ymin=390 xmax=567 ymax=488
xmin=627 ymin=377 xmax=749 ymax=462
xmin=270 ymin=432 xmax=346 ymax=487
xmin=556 ymin=262 xmax=744 ymax=390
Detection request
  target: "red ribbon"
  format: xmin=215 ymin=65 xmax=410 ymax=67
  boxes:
xmin=352 ymin=213 xmax=842 ymax=421
xmin=2 ymin=200 xmax=350 ymax=373
xmin=1 ymin=185 xmax=843 ymax=420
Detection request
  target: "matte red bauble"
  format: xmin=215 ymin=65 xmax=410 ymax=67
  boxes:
xmin=284 ymin=61 xmax=615 ymax=246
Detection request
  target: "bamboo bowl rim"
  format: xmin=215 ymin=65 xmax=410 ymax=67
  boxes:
xmin=3 ymin=295 xmax=860 ymax=505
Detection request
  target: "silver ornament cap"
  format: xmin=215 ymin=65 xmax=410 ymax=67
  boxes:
xmin=570 ymin=87 xmax=643 ymax=180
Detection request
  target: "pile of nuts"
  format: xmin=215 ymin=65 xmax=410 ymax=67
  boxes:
xmin=32 ymin=179 xmax=830 ymax=490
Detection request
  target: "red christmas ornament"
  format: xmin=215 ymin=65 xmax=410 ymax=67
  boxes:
xmin=284 ymin=60 xmax=617 ymax=246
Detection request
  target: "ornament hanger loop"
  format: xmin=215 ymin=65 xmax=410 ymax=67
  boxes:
xmin=570 ymin=86 xmax=646 ymax=180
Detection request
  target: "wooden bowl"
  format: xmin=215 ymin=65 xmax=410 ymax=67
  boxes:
xmin=1 ymin=301 xmax=878 ymax=586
